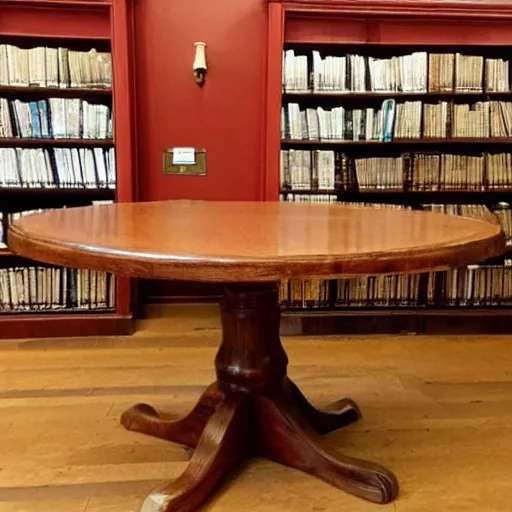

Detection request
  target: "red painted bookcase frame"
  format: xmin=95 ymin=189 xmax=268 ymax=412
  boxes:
xmin=0 ymin=0 xmax=138 ymax=339
xmin=264 ymin=0 xmax=512 ymax=200
xmin=265 ymin=0 xmax=512 ymax=334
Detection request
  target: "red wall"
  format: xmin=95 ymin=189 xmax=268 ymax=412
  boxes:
xmin=132 ymin=0 xmax=268 ymax=303
xmin=133 ymin=0 xmax=268 ymax=202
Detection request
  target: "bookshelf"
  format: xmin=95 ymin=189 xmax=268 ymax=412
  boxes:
xmin=266 ymin=0 xmax=512 ymax=335
xmin=0 ymin=0 xmax=136 ymax=339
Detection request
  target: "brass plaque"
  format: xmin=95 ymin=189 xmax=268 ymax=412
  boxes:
xmin=163 ymin=148 xmax=207 ymax=176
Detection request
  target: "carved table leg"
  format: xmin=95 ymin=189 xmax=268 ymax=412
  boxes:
xmin=255 ymin=394 xmax=398 ymax=504
xmin=120 ymin=382 xmax=223 ymax=448
xmin=121 ymin=282 xmax=399 ymax=511
xmin=284 ymin=377 xmax=362 ymax=434
xmin=140 ymin=396 xmax=249 ymax=512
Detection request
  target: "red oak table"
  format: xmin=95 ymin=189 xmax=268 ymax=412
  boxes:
xmin=8 ymin=200 xmax=505 ymax=512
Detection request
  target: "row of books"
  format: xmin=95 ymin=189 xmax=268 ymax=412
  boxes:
xmin=279 ymin=274 xmax=422 ymax=308
xmin=283 ymin=100 xmax=394 ymax=141
xmin=280 ymin=149 xmax=337 ymax=190
xmin=0 ymin=266 xmax=116 ymax=312
xmin=453 ymin=101 xmax=512 ymax=138
xmin=0 ymin=147 xmax=116 ymax=188
xmin=0 ymin=45 xmax=112 ymax=89
xmin=337 ymin=201 xmax=412 ymax=211
xmin=283 ymin=50 xmax=510 ymax=93
xmin=441 ymin=263 xmax=512 ymax=306
xmin=279 ymin=193 xmax=337 ymax=203
xmin=281 ymin=262 xmax=512 ymax=308
xmin=0 ymin=98 xmax=113 ymax=139
xmin=282 ymin=100 xmax=512 ymax=141
xmin=279 ymin=260 xmax=512 ymax=308
xmin=280 ymin=150 xmax=512 ymax=191
xmin=352 ymin=153 xmax=512 ymax=191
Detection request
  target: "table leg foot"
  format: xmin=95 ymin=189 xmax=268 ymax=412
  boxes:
xmin=256 ymin=394 xmax=399 ymax=504
xmin=120 ymin=383 xmax=224 ymax=448
xmin=285 ymin=377 xmax=362 ymax=434
xmin=139 ymin=395 xmax=249 ymax=512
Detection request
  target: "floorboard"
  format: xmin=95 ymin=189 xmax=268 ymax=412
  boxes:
xmin=1 ymin=304 xmax=511 ymax=511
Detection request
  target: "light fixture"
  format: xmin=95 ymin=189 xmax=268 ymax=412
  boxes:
xmin=193 ymin=42 xmax=207 ymax=87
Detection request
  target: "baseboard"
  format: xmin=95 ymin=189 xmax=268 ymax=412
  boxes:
xmin=0 ymin=314 xmax=134 ymax=340
xmin=280 ymin=309 xmax=512 ymax=335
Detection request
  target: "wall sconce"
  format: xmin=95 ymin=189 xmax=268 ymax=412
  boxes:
xmin=193 ymin=42 xmax=207 ymax=87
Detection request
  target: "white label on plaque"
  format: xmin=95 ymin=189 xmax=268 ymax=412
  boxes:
xmin=172 ymin=147 xmax=196 ymax=165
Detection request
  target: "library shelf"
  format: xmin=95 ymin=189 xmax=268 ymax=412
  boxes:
xmin=0 ymin=0 xmax=137 ymax=340
xmin=0 ymin=85 xmax=112 ymax=98
xmin=267 ymin=0 xmax=512 ymax=335
xmin=0 ymin=138 xmax=114 ymax=148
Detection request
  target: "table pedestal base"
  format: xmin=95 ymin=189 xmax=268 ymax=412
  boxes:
xmin=120 ymin=283 xmax=399 ymax=512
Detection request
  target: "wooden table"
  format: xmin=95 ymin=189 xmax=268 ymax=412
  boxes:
xmin=8 ymin=200 xmax=505 ymax=512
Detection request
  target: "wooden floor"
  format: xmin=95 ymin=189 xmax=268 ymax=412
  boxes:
xmin=1 ymin=304 xmax=512 ymax=512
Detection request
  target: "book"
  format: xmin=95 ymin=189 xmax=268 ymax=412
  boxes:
xmin=0 ymin=44 xmax=112 ymax=89
xmin=0 ymin=147 xmax=116 ymax=188
xmin=282 ymin=50 xmax=510 ymax=94
xmin=0 ymin=266 xmax=115 ymax=311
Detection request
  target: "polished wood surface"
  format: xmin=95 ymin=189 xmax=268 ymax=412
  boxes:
xmin=3 ymin=304 xmax=512 ymax=512
xmin=7 ymin=201 xmax=504 ymax=511
xmin=8 ymin=200 xmax=505 ymax=282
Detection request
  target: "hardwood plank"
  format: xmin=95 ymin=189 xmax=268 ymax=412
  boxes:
xmin=2 ymin=305 xmax=512 ymax=511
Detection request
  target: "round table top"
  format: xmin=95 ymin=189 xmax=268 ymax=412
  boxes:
xmin=8 ymin=200 xmax=506 ymax=282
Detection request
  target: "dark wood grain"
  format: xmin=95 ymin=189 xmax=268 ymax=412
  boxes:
xmin=7 ymin=200 xmax=505 ymax=282
xmin=284 ymin=377 xmax=361 ymax=434
xmin=255 ymin=393 xmax=398 ymax=504
xmin=121 ymin=283 xmax=397 ymax=511
xmin=121 ymin=383 xmax=223 ymax=448
xmin=138 ymin=395 xmax=250 ymax=512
